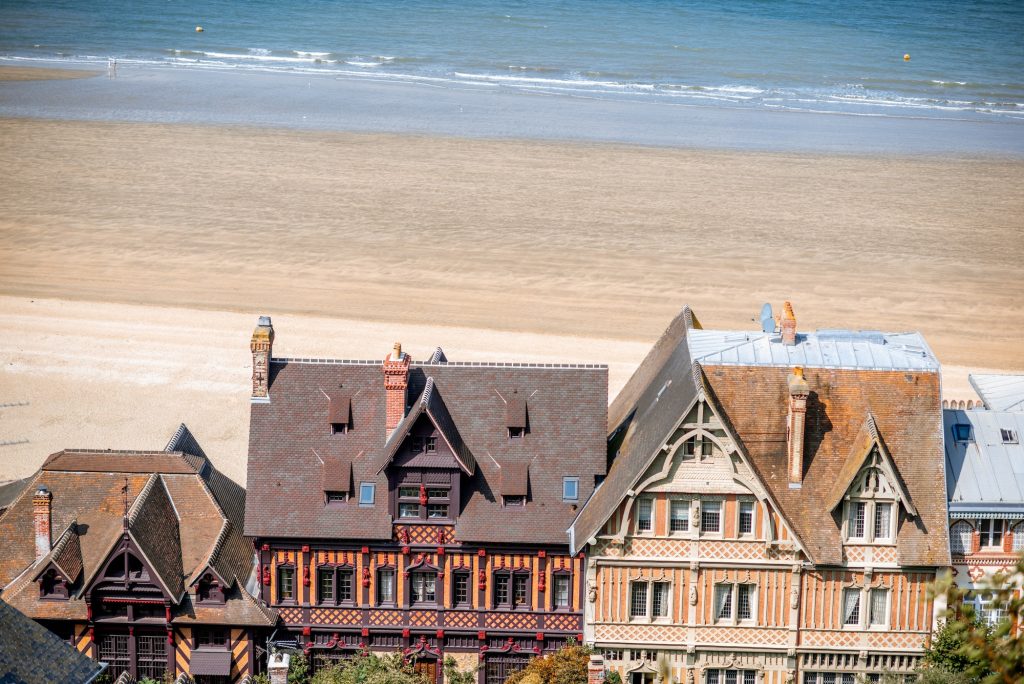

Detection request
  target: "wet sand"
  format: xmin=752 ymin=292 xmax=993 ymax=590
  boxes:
xmin=0 ymin=66 xmax=99 ymax=81
xmin=0 ymin=117 xmax=1021 ymax=481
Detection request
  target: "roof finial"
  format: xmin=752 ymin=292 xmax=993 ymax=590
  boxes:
xmin=122 ymin=477 xmax=129 ymax=530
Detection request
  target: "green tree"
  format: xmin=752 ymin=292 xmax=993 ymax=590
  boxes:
xmin=309 ymin=651 xmax=425 ymax=684
xmin=504 ymin=639 xmax=592 ymax=684
xmin=925 ymin=554 xmax=1024 ymax=684
xmin=443 ymin=656 xmax=479 ymax=684
xmin=289 ymin=652 xmax=312 ymax=684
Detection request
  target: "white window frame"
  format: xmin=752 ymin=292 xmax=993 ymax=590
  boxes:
xmin=359 ymin=482 xmax=376 ymax=506
xmin=1013 ymin=522 xmax=1024 ymax=552
xmin=978 ymin=518 xmax=1005 ymax=550
xmin=669 ymin=497 xmax=691 ymax=536
xmin=628 ymin=578 xmax=672 ymax=623
xmin=842 ymin=587 xmax=861 ymax=627
xmin=562 ymin=477 xmax=579 ymax=502
xmin=844 ymin=498 xmax=896 ymax=544
xmin=699 ymin=498 xmax=723 ymax=538
xmin=635 ymin=496 xmax=655 ymax=535
xmin=737 ymin=499 xmax=755 ymax=537
xmin=868 ymin=587 xmax=890 ymax=629
xmin=713 ymin=582 xmax=756 ymax=625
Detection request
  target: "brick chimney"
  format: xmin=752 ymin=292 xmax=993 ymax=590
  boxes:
xmin=33 ymin=485 xmax=52 ymax=559
xmin=384 ymin=342 xmax=411 ymax=434
xmin=787 ymin=367 xmax=810 ymax=488
xmin=781 ymin=301 xmax=797 ymax=345
xmin=250 ymin=316 xmax=275 ymax=401
xmin=268 ymin=651 xmax=290 ymax=684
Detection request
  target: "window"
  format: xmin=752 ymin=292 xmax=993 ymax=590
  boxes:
xmin=136 ymin=634 xmax=167 ymax=680
xmin=869 ymin=588 xmax=889 ymax=627
xmin=979 ymin=519 xmax=1005 ymax=549
xmin=325 ymin=491 xmax=347 ymax=504
xmin=953 ymin=423 xmax=972 ymax=441
xmin=804 ymin=675 xmax=855 ymax=684
xmin=670 ymin=499 xmax=690 ymax=533
xmin=337 ymin=569 xmax=353 ymax=602
xmin=195 ymin=628 xmax=229 ymax=649
xmin=715 ymin=584 xmax=754 ymax=623
xmin=428 ymin=504 xmax=448 ymax=518
xmin=738 ymin=501 xmax=754 ymax=535
xmin=411 ymin=572 xmax=437 ymax=604
xmin=359 ymin=482 xmax=375 ymax=506
xmin=849 ymin=502 xmax=866 ymax=539
xmin=513 ymin=574 xmax=529 ymax=607
xmin=553 ymin=574 xmax=570 ymax=608
xmin=950 ymin=521 xmax=973 ymax=554
xmin=563 ymin=477 xmax=579 ymax=502
xmin=400 ymin=502 xmax=420 ymax=518
xmin=509 ymin=426 xmax=525 ymax=439
xmin=971 ymin=592 xmax=1007 ymax=626
xmin=1014 ymin=523 xmax=1024 ymax=552
xmin=684 ymin=435 xmax=713 ymax=458
xmin=396 ymin=484 xmax=450 ymax=520
xmin=873 ymin=503 xmax=893 ymax=541
xmin=377 ymin=569 xmax=395 ymax=604
xmin=453 ymin=572 xmax=470 ymax=607
xmin=278 ymin=566 xmax=295 ymax=603
xmin=98 ymin=634 xmax=129 ymax=678
xmin=701 ymin=500 xmax=722 ymax=534
xmin=503 ymin=495 xmax=525 ymax=507
xmin=636 ymin=498 xmax=653 ymax=533
xmin=331 ymin=422 xmax=348 ymax=434
xmin=842 ymin=588 xmax=861 ymax=626
xmin=1001 ymin=429 xmax=1019 ymax=444
xmin=630 ymin=582 xmax=649 ymax=618
xmin=318 ymin=569 xmax=335 ymax=604
xmin=706 ymin=670 xmax=756 ymax=684
xmin=494 ymin=574 xmax=511 ymax=606
xmin=651 ymin=582 xmax=670 ymax=618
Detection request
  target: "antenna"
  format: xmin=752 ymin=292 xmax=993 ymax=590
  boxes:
xmin=759 ymin=303 xmax=775 ymax=333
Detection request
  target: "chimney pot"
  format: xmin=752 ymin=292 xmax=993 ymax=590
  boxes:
xmin=781 ymin=301 xmax=797 ymax=346
xmin=33 ymin=486 xmax=52 ymax=559
xmin=250 ymin=316 xmax=275 ymax=400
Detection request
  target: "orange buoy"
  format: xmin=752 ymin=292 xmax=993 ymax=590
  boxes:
xmin=903 ymin=53 xmax=910 ymax=61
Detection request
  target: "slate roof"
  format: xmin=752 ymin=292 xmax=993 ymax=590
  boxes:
xmin=0 ymin=596 xmax=104 ymax=684
xmin=944 ymin=408 xmax=1024 ymax=515
xmin=246 ymin=350 xmax=608 ymax=546
xmin=969 ymin=374 xmax=1024 ymax=412
xmin=0 ymin=426 xmax=274 ymax=627
xmin=572 ymin=307 xmax=949 ymax=567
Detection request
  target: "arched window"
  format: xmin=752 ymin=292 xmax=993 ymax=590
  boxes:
xmin=950 ymin=521 xmax=973 ymax=555
xmin=1013 ymin=522 xmax=1024 ymax=552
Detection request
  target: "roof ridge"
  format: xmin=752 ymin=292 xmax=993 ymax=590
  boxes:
xmin=187 ymin=518 xmax=231 ymax=586
xmin=127 ymin=474 xmax=159 ymax=524
xmin=271 ymin=357 xmax=607 ymax=369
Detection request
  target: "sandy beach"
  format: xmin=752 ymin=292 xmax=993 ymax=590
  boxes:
xmin=0 ymin=66 xmax=99 ymax=81
xmin=1 ymin=117 xmax=1022 ymax=483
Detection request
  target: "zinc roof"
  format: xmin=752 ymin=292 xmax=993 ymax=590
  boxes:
xmin=944 ymin=409 xmax=1024 ymax=513
xmin=688 ymin=329 xmax=939 ymax=371
xmin=969 ymin=374 xmax=1024 ymax=412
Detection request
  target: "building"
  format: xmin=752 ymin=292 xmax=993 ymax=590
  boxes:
xmin=968 ymin=373 xmax=1024 ymax=413
xmin=571 ymin=304 xmax=949 ymax=684
xmin=0 ymin=596 xmax=105 ymax=684
xmin=944 ymin=404 xmax=1024 ymax=624
xmin=243 ymin=317 xmax=607 ymax=683
xmin=0 ymin=425 xmax=275 ymax=682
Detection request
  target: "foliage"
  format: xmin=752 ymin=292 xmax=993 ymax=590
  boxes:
xmin=925 ymin=554 xmax=1024 ymax=684
xmin=309 ymin=650 xmax=424 ymax=684
xmin=605 ymin=671 xmax=622 ymax=684
xmin=251 ymin=674 xmax=272 ymax=684
xmin=289 ymin=652 xmax=312 ymax=684
xmin=914 ymin=669 xmax=977 ymax=684
xmin=504 ymin=639 xmax=592 ymax=684
xmin=443 ymin=656 xmax=479 ymax=684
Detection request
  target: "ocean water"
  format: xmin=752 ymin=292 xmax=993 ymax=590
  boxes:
xmin=2 ymin=0 xmax=1023 ymax=122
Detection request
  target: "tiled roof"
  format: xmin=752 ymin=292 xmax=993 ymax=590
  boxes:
xmin=573 ymin=307 xmax=949 ymax=567
xmin=969 ymin=374 xmax=1024 ymax=412
xmin=48 ymin=521 xmax=84 ymax=585
xmin=377 ymin=378 xmax=475 ymax=475
xmin=824 ymin=414 xmax=917 ymax=515
xmin=945 ymin=409 xmax=1024 ymax=513
xmin=246 ymin=355 xmax=607 ymax=545
xmin=0 ymin=596 xmax=104 ymax=684
xmin=0 ymin=427 xmax=261 ymax=625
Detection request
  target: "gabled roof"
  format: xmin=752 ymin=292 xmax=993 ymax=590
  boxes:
xmin=572 ymin=307 xmax=704 ymax=552
xmin=969 ymin=374 xmax=1024 ymax=412
xmin=377 ymin=378 xmax=476 ymax=475
xmin=945 ymin=408 xmax=1024 ymax=514
xmin=826 ymin=413 xmax=917 ymax=515
xmin=246 ymin=354 xmax=607 ymax=545
xmin=0 ymin=426 xmax=259 ymax=625
xmin=33 ymin=521 xmax=83 ymax=585
xmin=0 ymin=596 xmax=105 ymax=684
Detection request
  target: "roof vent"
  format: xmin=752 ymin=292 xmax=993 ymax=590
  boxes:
xmin=759 ymin=303 xmax=775 ymax=333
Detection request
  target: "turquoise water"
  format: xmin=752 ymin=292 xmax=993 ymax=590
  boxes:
xmin=2 ymin=0 xmax=1023 ymax=121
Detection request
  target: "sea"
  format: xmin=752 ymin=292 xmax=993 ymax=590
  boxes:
xmin=1 ymin=0 xmax=1023 ymax=152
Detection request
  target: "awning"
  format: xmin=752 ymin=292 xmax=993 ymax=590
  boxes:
xmin=190 ymin=649 xmax=232 ymax=676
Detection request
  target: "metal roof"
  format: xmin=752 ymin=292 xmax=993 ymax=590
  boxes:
xmin=688 ymin=329 xmax=939 ymax=371
xmin=944 ymin=408 xmax=1024 ymax=512
xmin=969 ymin=374 xmax=1024 ymax=412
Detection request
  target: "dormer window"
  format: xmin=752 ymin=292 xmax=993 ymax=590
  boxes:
xmin=952 ymin=423 xmax=972 ymax=442
xmin=197 ymin=573 xmax=225 ymax=604
xmin=506 ymin=394 xmax=528 ymax=438
xmin=396 ymin=484 xmax=451 ymax=521
xmin=326 ymin=491 xmax=348 ymax=504
xmin=503 ymin=496 xmax=525 ymax=507
xmin=840 ymin=449 xmax=902 ymax=545
xmin=328 ymin=392 xmax=352 ymax=434
xmin=39 ymin=568 xmax=69 ymax=600
xmin=509 ymin=427 xmax=524 ymax=439
xmin=1002 ymin=429 xmax=1019 ymax=444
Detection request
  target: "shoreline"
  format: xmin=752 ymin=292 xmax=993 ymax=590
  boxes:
xmin=1 ymin=60 xmax=1022 ymax=156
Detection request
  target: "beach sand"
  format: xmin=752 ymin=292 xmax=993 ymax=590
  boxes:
xmin=0 ymin=118 xmax=1021 ymax=482
xmin=0 ymin=66 xmax=100 ymax=81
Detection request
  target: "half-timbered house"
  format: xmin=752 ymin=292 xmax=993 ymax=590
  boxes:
xmin=0 ymin=425 xmax=275 ymax=682
xmin=571 ymin=304 xmax=949 ymax=684
xmin=944 ymin=403 xmax=1024 ymax=624
xmin=243 ymin=317 xmax=607 ymax=682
